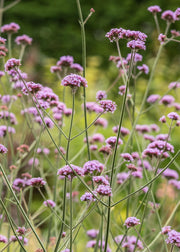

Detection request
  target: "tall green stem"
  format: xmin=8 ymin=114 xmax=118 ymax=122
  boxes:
xmin=76 ymin=0 xmax=91 ymax=160
xmin=104 ymin=49 xmax=135 ymax=252
xmin=54 ymin=90 xmax=75 ymax=252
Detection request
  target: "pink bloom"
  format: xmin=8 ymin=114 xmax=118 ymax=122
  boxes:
xmin=127 ymin=40 xmax=146 ymax=50
xmin=148 ymin=5 xmax=162 ymax=13
xmin=61 ymin=74 xmax=87 ymax=88
xmin=1 ymin=22 xmax=20 ymax=33
xmin=15 ymin=34 xmax=32 ymax=45
xmin=124 ymin=217 xmax=140 ymax=228
xmin=99 ymin=99 xmax=117 ymax=113
xmin=161 ymin=10 xmax=176 ymax=23
xmin=137 ymin=64 xmax=149 ymax=74
xmin=158 ymin=33 xmax=167 ymax=44
xmin=43 ymin=200 xmax=56 ymax=208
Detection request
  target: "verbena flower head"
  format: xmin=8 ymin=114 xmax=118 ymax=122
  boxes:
xmin=93 ymin=176 xmax=110 ymax=185
xmin=57 ymin=164 xmax=84 ymax=180
xmin=15 ymin=34 xmax=33 ymax=45
xmin=83 ymin=160 xmax=104 ymax=175
xmin=137 ymin=64 xmax=149 ymax=74
xmin=43 ymin=199 xmax=56 ymax=208
xmin=147 ymin=94 xmax=160 ymax=104
xmin=124 ymin=217 xmax=141 ymax=228
xmin=168 ymin=81 xmax=180 ymax=89
xmin=162 ymin=168 xmax=179 ymax=180
xmin=61 ymin=74 xmax=87 ymax=89
xmin=99 ymin=99 xmax=117 ymax=113
xmin=96 ymin=90 xmax=107 ymax=101
xmin=161 ymin=226 xmax=171 ymax=234
xmin=0 ymin=144 xmax=8 ymax=154
xmin=161 ymin=10 xmax=176 ymax=23
xmin=1 ymin=22 xmax=20 ymax=33
xmin=70 ymin=63 xmax=83 ymax=73
xmin=80 ymin=192 xmax=96 ymax=202
xmin=92 ymin=133 xmax=105 ymax=143
xmin=5 ymin=58 xmax=21 ymax=71
xmin=167 ymin=112 xmax=180 ymax=120
xmin=148 ymin=5 xmax=162 ymax=14
xmin=159 ymin=95 xmax=175 ymax=106
xmin=118 ymin=85 xmax=126 ymax=95
xmin=127 ymin=40 xmax=146 ymax=51
xmin=29 ymin=177 xmax=46 ymax=187
xmin=105 ymin=136 xmax=123 ymax=148
xmin=0 ymin=235 xmax=8 ymax=243
xmin=87 ymin=229 xmax=99 ymax=239
xmin=121 ymin=153 xmax=133 ymax=162
xmin=96 ymin=184 xmax=112 ymax=196
xmin=16 ymin=227 xmax=26 ymax=235
xmin=166 ymin=230 xmax=180 ymax=246
xmin=159 ymin=115 xmax=166 ymax=123
xmin=175 ymin=8 xmax=180 ymax=20
xmin=158 ymin=33 xmax=167 ymax=44
xmin=0 ymin=37 xmax=6 ymax=44
xmin=105 ymin=28 xmax=125 ymax=42
xmin=57 ymin=55 xmax=74 ymax=67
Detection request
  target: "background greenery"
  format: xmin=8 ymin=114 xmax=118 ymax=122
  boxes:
xmin=3 ymin=0 xmax=180 ymax=66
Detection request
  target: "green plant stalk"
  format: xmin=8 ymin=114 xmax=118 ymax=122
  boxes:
xmin=153 ymin=13 xmax=160 ymax=34
xmin=54 ymin=91 xmax=75 ymax=252
xmin=19 ymin=44 xmax=26 ymax=61
xmin=70 ymin=179 xmax=73 ymax=252
xmin=8 ymin=33 xmax=12 ymax=58
xmin=76 ymin=0 xmax=91 ymax=160
xmin=104 ymin=49 xmax=135 ymax=252
xmin=0 ymin=164 xmax=46 ymax=251
xmin=0 ymin=0 xmax=4 ymax=32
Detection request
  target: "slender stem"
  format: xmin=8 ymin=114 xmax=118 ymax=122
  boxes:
xmin=104 ymin=50 xmax=135 ymax=252
xmin=3 ymin=0 xmax=21 ymax=11
xmin=153 ymin=14 xmax=160 ymax=34
xmin=170 ymin=245 xmax=175 ymax=252
xmin=8 ymin=33 xmax=12 ymax=58
xmin=19 ymin=45 xmax=26 ymax=61
xmin=0 ymin=164 xmax=46 ymax=251
xmin=54 ymin=91 xmax=75 ymax=252
xmin=70 ymin=179 xmax=73 ymax=252
xmin=0 ymin=0 xmax=4 ymax=32
xmin=76 ymin=0 xmax=91 ymax=160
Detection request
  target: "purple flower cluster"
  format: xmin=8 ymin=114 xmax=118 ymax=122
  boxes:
xmin=1 ymin=22 xmax=20 ymax=33
xmin=0 ymin=144 xmax=8 ymax=154
xmin=15 ymin=34 xmax=32 ymax=45
xmin=43 ymin=200 xmax=56 ymax=208
xmin=96 ymin=90 xmax=107 ymax=101
xmin=5 ymin=58 xmax=21 ymax=71
xmin=61 ymin=74 xmax=88 ymax=89
xmin=99 ymin=100 xmax=117 ymax=113
xmin=57 ymin=164 xmax=84 ymax=180
xmin=83 ymin=160 xmax=104 ymax=175
xmin=124 ymin=217 xmax=141 ymax=228
xmin=105 ymin=136 xmax=123 ymax=148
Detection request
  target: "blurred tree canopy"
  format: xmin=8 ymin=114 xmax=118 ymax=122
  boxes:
xmin=3 ymin=0 xmax=180 ymax=66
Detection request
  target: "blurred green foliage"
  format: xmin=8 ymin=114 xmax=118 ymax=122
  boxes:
xmin=3 ymin=0 xmax=180 ymax=66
